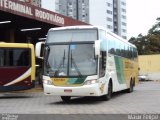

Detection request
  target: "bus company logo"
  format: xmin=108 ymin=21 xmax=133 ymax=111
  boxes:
xmin=53 ymin=78 xmax=66 ymax=82
xmin=1 ymin=114 xmax=18 ymax=120
xmin=99 ymin=83 xmax=105 ymax=93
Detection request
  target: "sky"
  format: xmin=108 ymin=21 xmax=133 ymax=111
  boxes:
xmin=126 ymin=0 xmax=160 ymax=39
xmin=41 ymin=0 xmax=160 ymax=39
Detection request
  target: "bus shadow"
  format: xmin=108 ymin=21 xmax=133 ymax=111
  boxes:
xmin=52 ymin=97 xmax=102 ymax=105
xmin=0 ymin=93 xmax=32 ymax=99
xmin=52 ymin=90 xmax=129 ymax=105
xmin=111 ymin=90 xmax=129 ymax=99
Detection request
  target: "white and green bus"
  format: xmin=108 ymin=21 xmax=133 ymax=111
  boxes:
xmin=36 ymin=26 xmax=139 ymax=102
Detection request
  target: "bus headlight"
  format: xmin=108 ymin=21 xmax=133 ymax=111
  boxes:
xmin=84 ymin=80 xmax=97 ymax=85
xmin=43 ymin=79 xmax=53 ymax=85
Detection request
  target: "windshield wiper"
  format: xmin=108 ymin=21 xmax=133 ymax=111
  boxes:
xmin=54 ymin=50 xmax=66 ymax=76
xmin=44 ymin=46 xmax=56 ymax=76
xmin=71 ymin=50 xmax=83 ymax=77
xmin=44 ymin=46 xmax=51 ymax=73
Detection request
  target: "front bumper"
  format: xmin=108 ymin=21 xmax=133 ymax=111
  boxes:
xmin=43 ymin=83 xmax=101 ymax=96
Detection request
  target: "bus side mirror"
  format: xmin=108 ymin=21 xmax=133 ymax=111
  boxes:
xmin=95 ymin=40 xmax=100 ymax=56
xmin=35 ymin=42 xmax=44 ymax=59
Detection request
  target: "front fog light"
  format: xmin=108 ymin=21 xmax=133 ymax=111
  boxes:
xmin=84 ymin=80 xmax=97 ymax=85
xmin=43 ymin=79 xmax=52 ymax=85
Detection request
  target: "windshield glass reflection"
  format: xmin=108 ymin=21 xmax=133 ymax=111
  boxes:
xmin=44 ymin=44 xmax=97 ymax=77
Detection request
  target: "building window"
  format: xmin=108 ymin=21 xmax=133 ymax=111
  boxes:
xmin=107 ymin=2 xmax=112 ymax=7
xmin=122 ymin=8 xmax=126 ymax=13
xmin=122 ymin=36 xmax=127 ymax=39
xmin=68 ymin=2 xmax=72 ymax=5
xmin=107 ymin=25 xmax=112 ymax=29
xmin=122 ymin=29 xmax=126 ymax=33
xmin=121 ymin=2 xmax=126 ymax=6
xmin=106 ymin=10 xmax=112 ymax=14
xmin=107 ymin=17 xmax=112 ymax=22
xmin=114 ymin=29 xmax=118 ymax=33
xmin=69 ymin=9 xmax=72 ymax=12
xmin=122 ymin=22 xmax=126 ymax=26
xmin=122 ymin=15 xmax=126 ymax=19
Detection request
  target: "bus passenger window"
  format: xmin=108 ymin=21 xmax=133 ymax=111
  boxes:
xmin=0 ymin=49 xmax=4 ymax=66
xmin=17 ymin=49 xmax=30 ymax=66
xmin=99 ymin=51 xmax=106 ymax=77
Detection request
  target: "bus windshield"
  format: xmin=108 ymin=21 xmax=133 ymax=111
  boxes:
xmin=47 ymin=29 xmax=97 ymax=43
xmin=44 ymin=43 xmax=97 ymax=77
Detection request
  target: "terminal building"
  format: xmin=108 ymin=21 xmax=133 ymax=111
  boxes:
xmin=0 ymin=0 xmax=87 ymax=44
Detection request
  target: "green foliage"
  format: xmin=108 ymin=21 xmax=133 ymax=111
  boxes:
xmin=148 ymin=17 xmax=160 ymax=35
xmin=129 ymin=17 xmax=160 ymax=55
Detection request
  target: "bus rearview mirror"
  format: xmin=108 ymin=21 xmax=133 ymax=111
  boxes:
xmin=35 ymin=42 xmax=44 ymax=59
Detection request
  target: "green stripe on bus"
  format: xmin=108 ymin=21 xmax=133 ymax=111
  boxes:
xmin=67 ymin=77 xmax=86 ymax=85
xmin=114 ymin=56 xmax=125 ymax=84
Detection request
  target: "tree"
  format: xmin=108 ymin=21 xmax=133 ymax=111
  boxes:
xmin=148 ymin=17 xmax=160 ymax=35
xmin=129 ymin=17 xmax=160 ymax=55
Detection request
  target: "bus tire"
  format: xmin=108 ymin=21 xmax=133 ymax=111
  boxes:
xmin=126 ymin=80 xmax=134 ymax=93
xmin=101 ymin=81 xmax=112 ymax=101
xmin=61 ymin=96 xmax=71 ymax=102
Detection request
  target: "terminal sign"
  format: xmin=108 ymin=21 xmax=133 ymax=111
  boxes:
xmin=0 ymin=0 xmax=65 ymax=25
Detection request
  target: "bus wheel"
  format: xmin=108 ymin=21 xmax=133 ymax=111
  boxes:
xmin=61 ymin=96 xmax=71 ymax=102
xmin=126 ymin=80 xmax=134 ymax=93
xmin=101 ymin=82 xmax=112 ymax=101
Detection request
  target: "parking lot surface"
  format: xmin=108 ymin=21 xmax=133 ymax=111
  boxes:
xmin=0 ymin=81 xmax=160 ymax=114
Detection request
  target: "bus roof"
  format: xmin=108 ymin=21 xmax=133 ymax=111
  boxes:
xmin=0 ymin=42 xmax=34 ymax=48
xmin=48 ymin=25 xmax=104 ymax=31
xmin=106 ymin=31 xmax=136 ymax=48
xmin=48 ymin=25 xmax=136 ymax=48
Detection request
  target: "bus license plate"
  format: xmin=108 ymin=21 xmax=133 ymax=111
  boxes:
xmin=64 ymin=89 xmax=72 ymax=93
